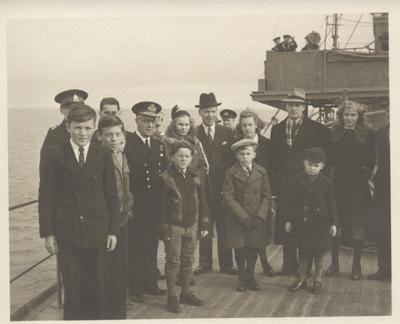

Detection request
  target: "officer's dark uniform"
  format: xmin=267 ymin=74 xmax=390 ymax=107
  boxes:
xmin=124 ymin=102 xmax=167 ymax=300
xmin=40 ymin=89 xmax=88 ymax=160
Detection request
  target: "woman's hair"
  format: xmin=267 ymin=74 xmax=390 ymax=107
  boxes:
xmin=235 ymin=108 xmax=263 ymax=138
xmin=336 ymin=99 xmax=367 ymax=125
xmin=165 ymin=109 xmax=196 ymax=143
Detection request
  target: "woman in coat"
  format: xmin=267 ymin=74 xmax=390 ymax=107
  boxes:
xmin=234 ymin=109 xmax=275 ymax=276
xmin=163 ymin=106 xmax=208 ymax=179
xmin=326 ymin=99 xmax=376 ymax=280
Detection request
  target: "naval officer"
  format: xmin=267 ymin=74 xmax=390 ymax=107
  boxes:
xmin=40 ymin=89 xmax=88 ymax=159
xmin=124 ymin=101 xmax=167 ymax=303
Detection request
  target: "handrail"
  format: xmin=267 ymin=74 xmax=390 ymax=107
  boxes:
xmin=9 ymin=200 xmax=38 ymax=211
xmin=9 ymin=199 xmax=63 ymax=314
xmin=10 ymin=253 xmax=55 ymax=283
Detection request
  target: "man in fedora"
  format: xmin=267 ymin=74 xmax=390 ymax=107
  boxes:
xmin=270 ymin=88 xmax=331 ymax=275
xmin=194 ymin=93 xmax=237 ymax=275
xmin=123 ymin=101 xmax=167 ymax=303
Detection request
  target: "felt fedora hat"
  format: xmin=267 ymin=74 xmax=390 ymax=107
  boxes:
xmin=195 ymin=93 xmax=222 ymax=109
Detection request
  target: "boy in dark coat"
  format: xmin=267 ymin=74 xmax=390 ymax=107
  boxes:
xmin=223 ymin=139 xmax=272 ymax=292
xmin=97 ymin=115 xmax=134 ymax=319
xmin=38 ymin=103 xmax=119 ymax=320
xmin=159 ymin=140 xmax=210 ymax=313
xmin=283 ymin=147 xmax=337 ymax=294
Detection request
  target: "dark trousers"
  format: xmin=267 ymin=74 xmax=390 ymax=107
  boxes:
xmin=235 ymin=247 xmax=258 ymax=274
xmin=58 ymin=243 xmax=107 ymax=320
xmin=105 ymin=225 xmax=127 ymax=319
xmin=297 ymin=251 xmax=329 ymax=282
xmin=282 ymin=243 xmax=298 ymax=272
xmin=128 ymin=218 xmax=158 ymax=296
xmin=198 ymin=197 xmax=233 ymax=270
xmin=375 ymin=208 xmax=391 ymax=275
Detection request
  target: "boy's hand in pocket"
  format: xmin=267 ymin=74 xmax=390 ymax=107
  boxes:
xmin=330 ymin=225 xmax=337 ymax=237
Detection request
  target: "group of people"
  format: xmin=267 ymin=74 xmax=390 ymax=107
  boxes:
xmin=38 ymin=87 xmax=391 ymax=320
xmin=271 ymin=31 xmax=321 ymax=52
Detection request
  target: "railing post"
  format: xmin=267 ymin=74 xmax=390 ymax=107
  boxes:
xmin=56 ymin=253 xmax=62 ymax=308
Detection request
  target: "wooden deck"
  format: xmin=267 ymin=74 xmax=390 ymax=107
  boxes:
xmin=29 ymin=244 xmax=391 ymax=320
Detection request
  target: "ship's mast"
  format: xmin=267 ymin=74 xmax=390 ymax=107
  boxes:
xmin=332 ymin=13 xmax=339 ymax=49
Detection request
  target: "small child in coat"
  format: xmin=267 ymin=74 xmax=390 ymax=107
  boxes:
xmin=97 ymin=115 xmax=134 ymax=319
xmin=223 ymin=139 xmax=272 ymax=292
xmin=283 ymin=147 xmax=338 ymax=294
xmin=159 ymin=140 xmax=209 ymax=313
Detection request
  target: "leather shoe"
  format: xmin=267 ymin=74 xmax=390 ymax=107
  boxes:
xmin=368 ymin=270 xmax=390 ymax=280
xmin=325 ymin=264 xmax=339 ymax=277
xmin=167 ymin=296 xmax=182 ymax=313
xmin=145 ymin=287 xmax=166 ymax=295
xmin=193 ymin=266 xmax=211 ymax=275
xmin=312 ymin=281 xmax=322 ymax=294
xmin=246 ymin=275 xmax=261 ymax=291
xmin=263 ymin=264 xmax=275 ymax=277
xmin=220 ymin=267 xmax=238 ymax=275
xmin=130 ymin=294 xmax=144 ymax=303
xmin=236 ymin=279 xmax=247 ymax=292
xmin=289 ymin=280 xmax=307 ymax=292
xmin=180 ymin=292 xmax=204 ymax=306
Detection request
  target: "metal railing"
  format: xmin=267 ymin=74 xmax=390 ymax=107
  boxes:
xmin=9 ymin=200 xmax=62 ymax=321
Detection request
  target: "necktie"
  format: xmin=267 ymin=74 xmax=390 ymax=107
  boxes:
xmin=245 ymin=167 xmax=251 ymax=177
xmin=145 ymin=138 xmax=150 ymax=149
xmin=78 ymin=146 xmax=85 ymax=168
xmin=205 ymin=127 xmax=213 ymax=157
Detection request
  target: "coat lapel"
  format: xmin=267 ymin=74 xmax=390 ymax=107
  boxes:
xmin=293 ymin=117 xmax=313 ymax=148
xmin=232 ymin=163 xmax=249 ymax=183
xmin=196 ymin=125 xmax=207 ymax=146
xmin=247 ymin=166 xmax=262 ymax=183
xmin=63 ymin=142 xmax=81 ymax=175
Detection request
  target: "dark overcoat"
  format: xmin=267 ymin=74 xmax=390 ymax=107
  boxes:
xmin=38 ymin=142 xmax=120 ymax=248
xmin=330 ymin=122 xmax=375 ymax=243
xmin=40 ymin=120 xmax=69 ymax=159
xmin=270 ymin=117 xmax=331 ymax=243
xmin=281 ymin=172 xmax=338 ymax=252
xmin=223 ymin=162 xmax=272 ymax=249
xmin=195 ymin=124 xmax=235 ymax=197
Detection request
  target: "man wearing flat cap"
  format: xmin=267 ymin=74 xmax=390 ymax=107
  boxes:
xmin=123 ymin=101 xmax=167 ymax=303
xmin=220 ymin=109 xmax=237 ymax=130
xmin=271 ymin=37 xmax=284 ymax=52
xmin=270 ymin=88 xmax=331 ymax=276
xmin=40 ymin=89 xmax=88 ymax=159
xmin=194 ymin=93 xmax=237 ymax=275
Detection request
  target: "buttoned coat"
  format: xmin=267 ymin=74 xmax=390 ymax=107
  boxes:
xmin=38 ymin=142 xmax=120 ymax=248
xmin=281 ymin=172 xmax=338 ymax=252
xmin=196 ymin=124 xmax=235 ymax=197
xmin=223 ymin=162 xmax=272 ymax=248
xmin=270 ymin=116 xmax=331 ymax=243
xmin=124 ymin=131 xmax=167 ymax=226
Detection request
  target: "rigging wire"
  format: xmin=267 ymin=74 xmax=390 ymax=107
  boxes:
xmin=322 ymin=14 xmax=342 ymax=49
xmin=344 ymin=14 xmax=363 ymax=49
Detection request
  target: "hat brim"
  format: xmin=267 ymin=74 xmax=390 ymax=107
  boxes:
xmin=136 ymin=112 xmax=158 ymax=118
xmin=281 ymin=98 xmax=306 ymax=104
xmin=195 ymin=102 xmax=222 ymax=108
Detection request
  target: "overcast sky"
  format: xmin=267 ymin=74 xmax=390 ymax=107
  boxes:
xmin=7 ymin=8 xmax=374 ymax=111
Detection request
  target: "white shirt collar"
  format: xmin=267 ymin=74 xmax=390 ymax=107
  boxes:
xmin=252 ymin=134 xmax=259 ymax=144
xmin=70 ymin=139 xmax=90 ymax=163
xmin=240 ymin=163 xmax=252 ymax=172
xmin=202 ymin=123 xmax=216 ymax=138
xmin=135 ymin=131 xmax=151 ymax=147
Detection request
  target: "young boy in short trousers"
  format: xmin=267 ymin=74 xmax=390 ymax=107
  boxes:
xmin=283 ymin=147 xmax=338 ymax=294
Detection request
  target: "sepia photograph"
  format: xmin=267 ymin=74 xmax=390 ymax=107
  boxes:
xmin=3 ymin=1 xmax=394 ymax=322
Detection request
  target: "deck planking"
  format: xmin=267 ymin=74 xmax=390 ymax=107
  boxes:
xmin=29 ymin=243 xmax=391 ymax=320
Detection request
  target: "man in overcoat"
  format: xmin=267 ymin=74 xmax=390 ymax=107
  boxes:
xmin=194 ymin=93 xmax=237 ymax=275
xmin=124 ymin=101 xmax=167 ymax=302
xmin=38 ymin=103 xmax=119 ymax=320
xmin=270 ymin=88 xmax=331 ymax=275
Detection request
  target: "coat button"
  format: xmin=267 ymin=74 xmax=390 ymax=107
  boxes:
xmin=80 ymin=216 xmax=84 ymax=220
xmin=146 ymin=170 xmax=149 ymax=174
xmin=316 ymin=208 xmax=320 ymax=212
xmin=146 ymin=177 xmax=150 ymax=181
xmin=147 ymin=185 xmax=151 ymax=189
xmin=304 ymin=206 xmax=308 ymax=211
xmin=144 ymin=163 xmax=148 ymax=167
xmin=303 ymin=217 xmax=308 ymax=222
